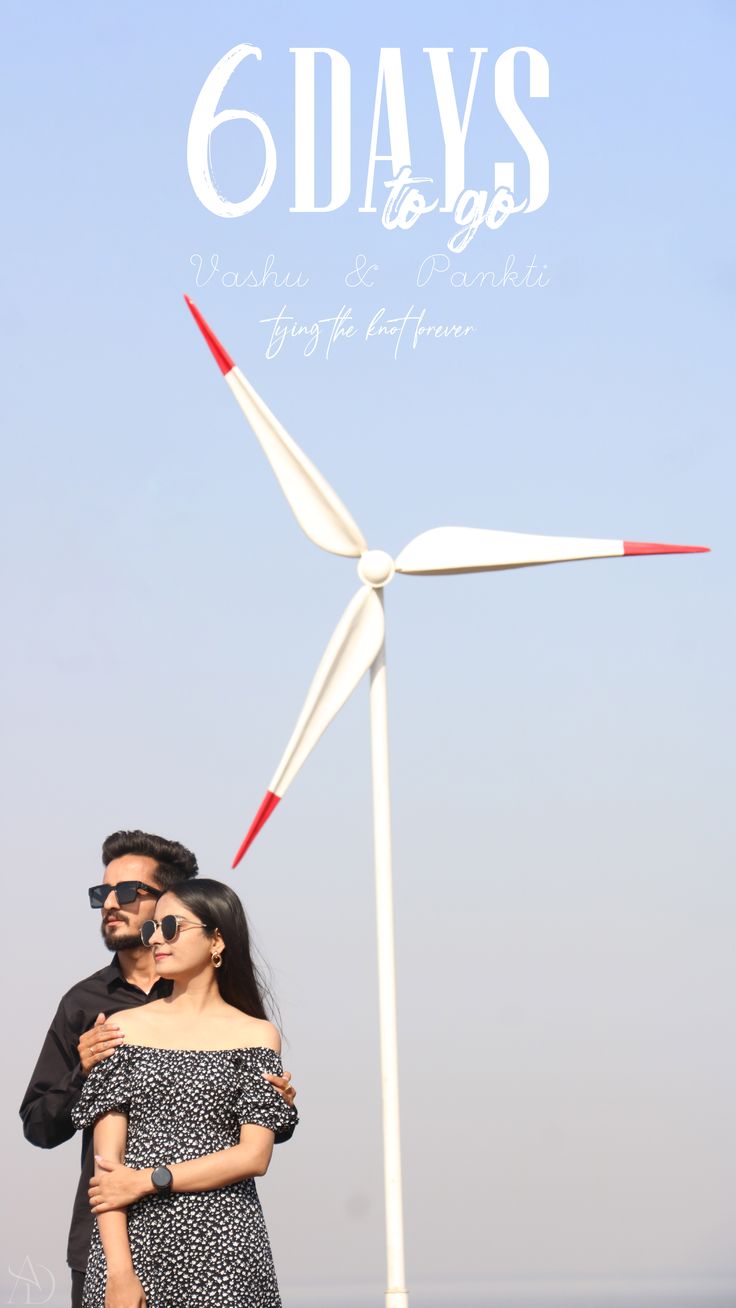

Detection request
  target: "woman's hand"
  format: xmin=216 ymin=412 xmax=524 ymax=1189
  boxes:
xmin=104 ymin=1267 xmax=147 ymax=1307
xmin=90 ymin=1158 xmax=152 ymax=1213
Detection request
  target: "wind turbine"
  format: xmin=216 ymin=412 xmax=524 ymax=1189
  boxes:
xmin=184 ymin=295 xmax=707 ymax=1308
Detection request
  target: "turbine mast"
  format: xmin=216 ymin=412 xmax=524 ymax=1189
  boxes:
xmin=369 ymin=594 xmax=408 ymax=1308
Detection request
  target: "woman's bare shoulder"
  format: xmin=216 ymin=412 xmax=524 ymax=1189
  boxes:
xmin=251 ymin=1018 xmax=281 ymax=1054
xmin=107 ymin=1004 xmax=160 ymax=1035
xmin=226 ymin=1009 xmax=281 ymax=1053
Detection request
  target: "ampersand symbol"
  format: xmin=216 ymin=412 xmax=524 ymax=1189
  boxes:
xmin=345 ymin=254 xmax=378 ymax=288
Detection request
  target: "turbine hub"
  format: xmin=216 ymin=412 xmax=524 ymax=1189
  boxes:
xmin=358 ymin=549 xmax=395 ymax=588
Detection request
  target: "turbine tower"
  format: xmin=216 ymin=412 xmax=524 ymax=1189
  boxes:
xmin=185 ymin=295 xmax=707 ymax=1308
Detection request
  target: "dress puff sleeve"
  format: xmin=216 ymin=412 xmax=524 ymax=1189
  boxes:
xmin=71 ymin=1046 xmax=132 ymax=1130
xmin=233 ymin=1048 xmax=299 ymax=1144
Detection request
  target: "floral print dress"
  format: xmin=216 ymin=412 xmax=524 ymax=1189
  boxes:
xmin=72 ymin=1043 xmax=298 ymax=1307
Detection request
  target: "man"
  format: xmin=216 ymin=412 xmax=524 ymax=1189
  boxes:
xmin=19 ymin=830 xmax=296 ymax=1308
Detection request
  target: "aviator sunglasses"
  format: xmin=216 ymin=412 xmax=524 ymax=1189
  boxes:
xmin=140 ymin=915 xmax=210 ymax=947
xmin=88 ymin=880 xmax=160 ymax=909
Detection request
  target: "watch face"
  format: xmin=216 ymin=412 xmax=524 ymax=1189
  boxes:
xmin=152 ymin=1165 xmax=173 ymax=1189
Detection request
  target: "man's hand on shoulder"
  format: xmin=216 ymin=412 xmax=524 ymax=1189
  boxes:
xmin=77 ymin=1012 xmax=126 ymax=1077
xmin=263 ymin=1067 xmax=296 ymax=1108
xmin=257 ymin=1022 xmax=297 ymax=1108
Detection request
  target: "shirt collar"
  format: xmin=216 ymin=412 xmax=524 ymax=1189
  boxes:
xmin=102 ymin=956 xmax=127 ymax=991
xmin=104 ymin=953 xmax=170 ymax=994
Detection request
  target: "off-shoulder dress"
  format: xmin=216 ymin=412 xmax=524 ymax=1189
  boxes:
xmin=71 ymin=1042 xmax=298 ymax=1308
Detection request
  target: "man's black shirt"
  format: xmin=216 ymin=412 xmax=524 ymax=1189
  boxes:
xmin=19 ymin=956 xmax=172 ymax=1272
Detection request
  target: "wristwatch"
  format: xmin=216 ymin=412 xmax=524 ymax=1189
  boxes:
xmin=150 ymin=1165 xmax=173 ymax=1192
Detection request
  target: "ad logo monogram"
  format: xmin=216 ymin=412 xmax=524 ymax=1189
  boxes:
xmin=6 ymin=1257 xmax=56 ymax=1305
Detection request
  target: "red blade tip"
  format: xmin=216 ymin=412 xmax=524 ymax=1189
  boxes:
xmin=183 ymin=295 xmax=235 ymax=376
xmin=623 ymin=541 xmax=709 ymax=556
xmin=231 ymin=791 xmax=281 ymax=868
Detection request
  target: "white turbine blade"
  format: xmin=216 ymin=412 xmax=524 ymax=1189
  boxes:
xmin=232 ymin=585 xmax=385 ymax=865
xmin=395 ymin=526 xmax=709 ymax=575
xmin=185 ymin=296 xmax=367 ymax=557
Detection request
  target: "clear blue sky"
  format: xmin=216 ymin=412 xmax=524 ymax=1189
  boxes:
xmin=2 ymin=3 xmax=734 ymax=1304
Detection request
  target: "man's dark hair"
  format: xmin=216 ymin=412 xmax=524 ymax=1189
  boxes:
xmin=102 ymin=830 xmax=199 ymax=892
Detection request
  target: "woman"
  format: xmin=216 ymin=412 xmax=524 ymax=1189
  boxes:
xmin=71 ymin=878 xmax=299 ymax=1308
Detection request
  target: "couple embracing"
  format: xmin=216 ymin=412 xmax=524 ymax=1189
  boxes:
xmin=20 ymin=829 xmax=300 ymax=1308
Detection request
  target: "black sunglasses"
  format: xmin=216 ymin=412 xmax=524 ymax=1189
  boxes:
xmin=88 ymin=881 xmax=161 ymax=909
xmin=140 ymin=915 xmax=210 ymax=947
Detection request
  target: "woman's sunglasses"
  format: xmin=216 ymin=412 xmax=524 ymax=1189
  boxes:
xmin=140 ymin=915 xmax=210 ymax=947
xmin=88 ymin=881 xmax=160 ymax=909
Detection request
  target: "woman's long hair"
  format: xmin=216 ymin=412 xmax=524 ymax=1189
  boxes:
xmin=167 ymin=878 xmax=276 ymax=1021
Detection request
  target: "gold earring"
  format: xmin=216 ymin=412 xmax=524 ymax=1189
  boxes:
xmin=211 ymin=952 xmax=223 ymax=969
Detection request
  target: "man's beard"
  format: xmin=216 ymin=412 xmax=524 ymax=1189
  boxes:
xmin=101 ymin=923 xmax=142 ymax=953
